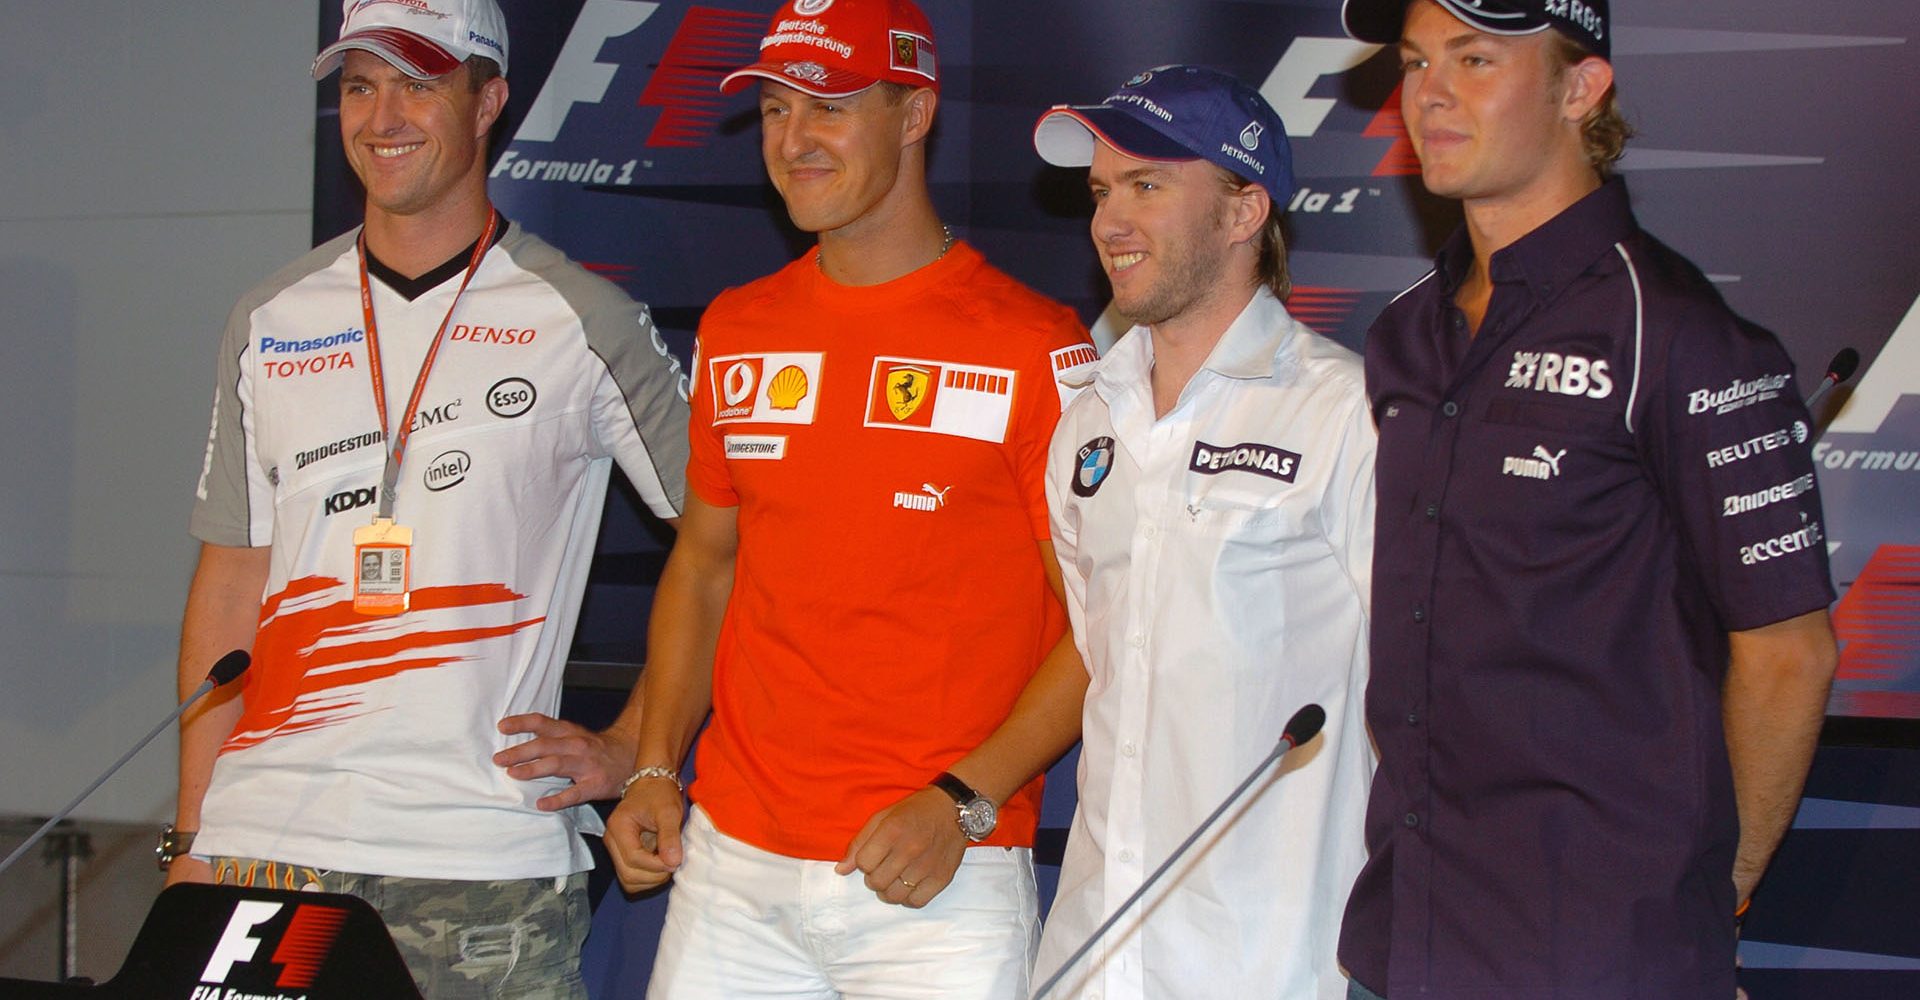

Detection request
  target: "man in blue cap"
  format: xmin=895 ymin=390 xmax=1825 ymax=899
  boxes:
xmin=1030 ymin=66 xmax=1378 ymax=999
xmin=1335 ymin=2 xmax=1838 ymax=997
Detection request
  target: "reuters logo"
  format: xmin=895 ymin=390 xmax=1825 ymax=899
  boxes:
xmin=767 ymin=365 xmax=809 ymax=410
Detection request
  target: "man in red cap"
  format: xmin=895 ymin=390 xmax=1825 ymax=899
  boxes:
xmin=170 ymin=1 xmax=689 ymax=996
xmin=604 ymin=0 xmax=1094 ymax=995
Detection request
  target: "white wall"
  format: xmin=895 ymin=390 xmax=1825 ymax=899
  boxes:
xmin=0 ymin=3 xmax=317 ymax=826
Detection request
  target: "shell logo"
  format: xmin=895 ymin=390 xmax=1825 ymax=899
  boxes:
xmin=767 ymin=365 xmax=810 ymax=410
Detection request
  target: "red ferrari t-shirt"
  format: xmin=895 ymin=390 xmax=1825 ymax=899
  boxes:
xmin=686 ymin=242 xmax=1092 ymax=859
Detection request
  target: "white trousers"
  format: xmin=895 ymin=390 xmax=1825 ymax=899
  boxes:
xmin=647 ymin=806 xmax=1040 ymax=999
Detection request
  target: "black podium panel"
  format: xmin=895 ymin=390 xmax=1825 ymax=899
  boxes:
xmin=0 ymin=883 xmax=420 ymax=999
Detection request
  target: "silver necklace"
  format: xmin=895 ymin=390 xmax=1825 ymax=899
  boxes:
xmin=817 ymin=224 xmax=955 ymax=268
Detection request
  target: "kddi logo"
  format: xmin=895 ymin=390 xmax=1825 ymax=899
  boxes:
xmin=323 ymin=486 xmax=377 ymax=516
xmin=194 ymin=900 xmax=347 ymax=997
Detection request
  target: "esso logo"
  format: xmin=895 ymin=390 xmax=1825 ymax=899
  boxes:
xmin=486 ymin=377 xmax=536 ymax=419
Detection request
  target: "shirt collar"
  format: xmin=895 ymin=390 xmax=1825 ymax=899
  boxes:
xmin=1435 ymin=176 xmax=1639 ymax=303
xmin=1092 ymin=285 xmax=1303 ymax=400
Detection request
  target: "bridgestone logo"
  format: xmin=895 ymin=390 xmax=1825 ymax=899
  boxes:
xmin=723 ymin=435 xmax=786 ymax=460
xmin=1722 ymin=474 xmax=1815 ymax=517
xmin=296 ymin=431 xmax=382 ymax=470
xmin=1687 ymin=373 xmax=1791 ymax=416
xmin=1188 ymin=441 xmax=1299 ymax=482
xmin=1739 ymin=519 xmax=1824 ymax=566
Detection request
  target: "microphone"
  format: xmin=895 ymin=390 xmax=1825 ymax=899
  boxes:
xmin=0 ymin=650 xmax=251 ymax=877
xmin=1031 ymin=703 xmax=1326 ymax=999
xmin=1804 ymin=347 xmax=1859 ymax=411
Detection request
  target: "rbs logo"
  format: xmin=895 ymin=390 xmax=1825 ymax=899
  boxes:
xmin=1505 ymin=351 xmax=1614 ymax=399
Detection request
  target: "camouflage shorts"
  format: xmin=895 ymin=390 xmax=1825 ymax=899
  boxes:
xmin=214 ymin=857 xmax=588 ymax=1000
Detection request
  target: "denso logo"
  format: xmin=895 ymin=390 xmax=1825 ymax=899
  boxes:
xmin=450 ymin=324 xmax=536 ymax=346
xmin=424 ymin=450 xmax=470 ymax=491
xmin=1505 ymin=351 xmax=1613 ymax=399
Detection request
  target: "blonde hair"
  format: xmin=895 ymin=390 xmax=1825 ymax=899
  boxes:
xmin=1547 ymin=34 xmax=1632 ymax=176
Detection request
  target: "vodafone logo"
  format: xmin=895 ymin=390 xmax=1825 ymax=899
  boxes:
xmin=723 ymin=361 xmax=759 ymax=408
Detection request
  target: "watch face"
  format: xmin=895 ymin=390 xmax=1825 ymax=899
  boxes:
xmin=958 ymin=797 xmax=997 ymax=841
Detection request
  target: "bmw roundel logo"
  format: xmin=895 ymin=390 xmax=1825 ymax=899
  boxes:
xmin=1073 ymin=436 xmax=1115 ymax=498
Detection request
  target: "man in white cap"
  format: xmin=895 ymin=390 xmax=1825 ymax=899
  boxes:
xmin=1028 ymin=65 xmax=1377 ymax=999
xmin=168 ymin=2 xmax=689 ymax=995
xmin=603 ymin=0 xmax=1094 ymax=995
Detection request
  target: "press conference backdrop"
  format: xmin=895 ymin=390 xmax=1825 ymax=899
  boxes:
xmin=305 ymin=3 xmax=1920 ymax=995
xmin=312 ymin=0 xmax=1920 ymax=721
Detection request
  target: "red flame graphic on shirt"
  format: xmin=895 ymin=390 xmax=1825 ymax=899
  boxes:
xmin=220 ymin=576 xmax=544 ymax=753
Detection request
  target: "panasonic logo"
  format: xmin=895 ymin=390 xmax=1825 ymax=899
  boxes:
xmin=258 ymin=329 xmax=364 ymax=355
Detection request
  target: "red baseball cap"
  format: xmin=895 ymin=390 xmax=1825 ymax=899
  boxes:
xmin=720 ymin=0 xmax=939 ymax=99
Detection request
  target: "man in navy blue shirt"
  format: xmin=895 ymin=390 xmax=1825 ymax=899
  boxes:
xmin=1335 ymin=2 xmax=1839 ymax=997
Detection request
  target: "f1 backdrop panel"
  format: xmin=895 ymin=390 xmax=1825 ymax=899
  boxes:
xmin=313 ymin=4 xmax=1918 ymax=698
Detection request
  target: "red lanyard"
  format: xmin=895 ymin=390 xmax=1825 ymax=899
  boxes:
xmin=356 ymin=209 xmax=499 ymax=519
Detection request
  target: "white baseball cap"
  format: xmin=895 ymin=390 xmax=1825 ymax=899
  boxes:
xmin=313 ymin=0 xmax=510 ymax=81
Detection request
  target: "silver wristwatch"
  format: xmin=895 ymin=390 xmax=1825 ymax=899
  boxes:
xmin=931 ymin=772 xmax=997 ymax=842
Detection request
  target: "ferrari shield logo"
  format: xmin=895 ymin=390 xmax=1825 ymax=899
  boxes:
xmin=894 ymin=33 xmax=917 ymax=69
xmin=886 ymin=365 xmax=933 ymax=420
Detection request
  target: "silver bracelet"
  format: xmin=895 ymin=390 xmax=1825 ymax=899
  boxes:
xmin=620 ymin=766 xmax=682 ymax=796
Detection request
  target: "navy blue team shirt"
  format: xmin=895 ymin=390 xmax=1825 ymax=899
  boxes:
xmin=1338 ymin=178 xmax=1835 ymax=998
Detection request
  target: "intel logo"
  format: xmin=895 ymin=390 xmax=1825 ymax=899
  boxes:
xmin=424 ymin=450 xmax=471 ymax=492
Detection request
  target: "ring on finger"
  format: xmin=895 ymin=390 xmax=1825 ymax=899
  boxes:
xmin=898 ymin=877 xmax=920 ymax=889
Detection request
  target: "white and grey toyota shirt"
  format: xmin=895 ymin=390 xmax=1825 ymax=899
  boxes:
xmin=188 ymin=221 xmax=687 ymax=880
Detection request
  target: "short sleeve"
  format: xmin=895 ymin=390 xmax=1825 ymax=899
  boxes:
xmin=1010 ymin=310 xmax=1095 ymax=540
xmin=584 ymin=297 xmax=690 ymax=519
xmin=684 ymin=325 xmax=739 ymax=509
xmin=1640 ymin=310 xmax=1836 ymax=631
xmin=188 ymin=299 xmax=270 ymax=547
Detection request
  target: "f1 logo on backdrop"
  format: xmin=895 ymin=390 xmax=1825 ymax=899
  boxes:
xmin=197 ymin=900 xmax=349 ymax=995
xmin=507 ymin=1 xmax=1383 ymax=149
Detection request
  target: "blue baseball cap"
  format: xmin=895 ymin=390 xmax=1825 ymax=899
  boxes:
xmin=1033 ymin=65 xmax=1295 ymax=207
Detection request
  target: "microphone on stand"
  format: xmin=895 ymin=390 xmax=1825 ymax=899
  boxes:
xmin=1804 ymin=347 xmax=1859 ymax=412
xmin=0 ymin=650 xmax=251 ymax=877
xmin=1032 ymin=703 xmax=1327 ymax=1000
